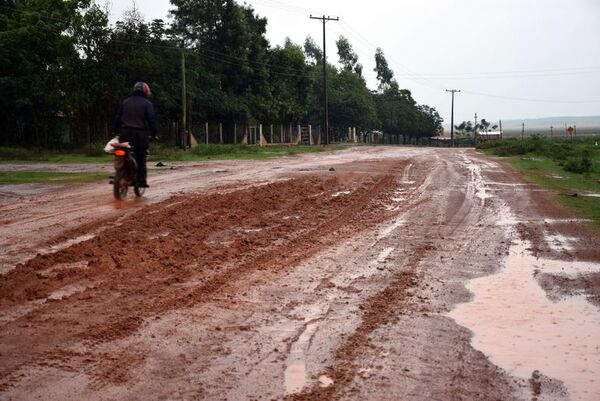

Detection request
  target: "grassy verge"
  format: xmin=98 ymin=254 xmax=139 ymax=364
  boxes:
xmin=0 ymin=144 xmax=345 ymax=164
xmin=478 ymin=137 xmax=600 ymax=228
xmin=0 ymin=171 xmax=108 ymax=185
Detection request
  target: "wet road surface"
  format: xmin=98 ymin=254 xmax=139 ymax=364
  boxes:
xmin=0 ymin=147 xmax=599 ymax=401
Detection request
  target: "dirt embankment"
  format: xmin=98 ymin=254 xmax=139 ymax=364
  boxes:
xmin=0 ymin=160 xmax=409 ymax=392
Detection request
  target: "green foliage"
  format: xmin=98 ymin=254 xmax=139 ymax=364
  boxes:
xmin=1 ymin=1 xmax=443 ymax=148
xmin=374 ymin=48 xmax=395 ymax=92
xmin=495 ymin=152 xmax=600 ymax=228
xmin=303 ymin=36 xmax=322 ymax=65
xmin=0 ymin=171 xmax=107 ymax=185
xmin=336 ymin=35 xmax=362 ymax=76
xmin=563 ymin=151 xmax=593 ymax=174
xmin=479 ymin=137 xmax=600 ymax=175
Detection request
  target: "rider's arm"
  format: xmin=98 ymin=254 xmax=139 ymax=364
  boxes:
xmin=112 ymin=102 xmax=124 ymax=133
xmin=144 ymin=101 xmax=158 ymax=138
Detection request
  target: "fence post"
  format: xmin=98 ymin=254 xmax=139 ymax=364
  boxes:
xmin=205 ymin=122 xmax=209 ymax=144
xmin=309 ymin=125 xmax=312 ymax=145
xmin=270 ymin=124 xmax=273 ymax=144
xmin=234 ymin=123 xmax=237 ymax=145
xmin=289 ymin=123 xmax=292 ymax=143
xmin=219 ymin=123 xmax=223 ymax=144
xmin=280 ymin=124 xmax=284 ymax=143
xmin=259 ymin=124 xmax=263 ymax=147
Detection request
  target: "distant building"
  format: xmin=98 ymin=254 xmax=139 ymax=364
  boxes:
xmin=476 ymin=130 xmax=503 ymax=140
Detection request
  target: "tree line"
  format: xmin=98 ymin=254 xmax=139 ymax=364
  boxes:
xmin=0 ymin=0 xmax=443 ymax=148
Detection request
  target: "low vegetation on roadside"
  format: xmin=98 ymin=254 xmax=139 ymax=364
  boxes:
xmin=0 ymin=171 xmax=108 ymax=185
xmin=478 ymin=136 xmax=600 ymax=227
xmin=0 ymin=144 xmax=342 ymax=165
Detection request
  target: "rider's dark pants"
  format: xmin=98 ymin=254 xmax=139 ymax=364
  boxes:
xmin=118 ymin=129 xmax=149 ymax=184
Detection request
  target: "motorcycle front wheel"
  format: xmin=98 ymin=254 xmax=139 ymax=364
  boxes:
xmin=113 ymin=169 xmax=129 ymax=200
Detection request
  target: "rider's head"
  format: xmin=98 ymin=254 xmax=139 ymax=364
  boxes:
xmin=133 ymin=82 xmax=151 ymax=98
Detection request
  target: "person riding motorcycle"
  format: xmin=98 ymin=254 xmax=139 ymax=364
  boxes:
xmin=112 ymin=82 xmax=157 ymax=188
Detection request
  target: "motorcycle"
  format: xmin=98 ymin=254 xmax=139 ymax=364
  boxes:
xmin=110 ymin=143 xmax=146 ymax=200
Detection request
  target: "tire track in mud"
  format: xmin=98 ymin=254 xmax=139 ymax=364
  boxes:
xmin=0 ymin=160 xmax=414 ymax=392
xmin=286 ymin=150 xmax=515 ymax=401
xmin=285 ymin=156 xmax=445 ymax=401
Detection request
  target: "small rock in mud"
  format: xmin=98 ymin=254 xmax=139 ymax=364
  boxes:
xmin=329 ymin=168 xmax=336 ymax=172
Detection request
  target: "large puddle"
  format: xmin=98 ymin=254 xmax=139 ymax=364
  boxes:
xmin=449 ymin=239 xmax=600 ymax=401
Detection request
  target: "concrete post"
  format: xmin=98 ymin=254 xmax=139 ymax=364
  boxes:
xmin=219 ymin=123 xmax=223 ymax=144
xmin=205 ymin=122 xmax=209 ymax=144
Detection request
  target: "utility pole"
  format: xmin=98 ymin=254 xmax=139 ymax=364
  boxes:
xmin=550 ymin=125 xmax=553 ymax=137
xmin=181 ymin=50 xmax=187 ymax=149
xmin=474 ymin=112 xmax=478 ymax=129
xmin=521 ymin=122 xmax=525 ymax=140
xmin=499 ymin=119 xmax=503 ymax=139
xmin=445 ymin=89 xmax=460 ymax=146
xmin=310 ymin=14 xmax=339 ymax=146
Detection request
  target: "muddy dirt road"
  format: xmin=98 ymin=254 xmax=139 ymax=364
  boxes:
xmin=1 ymin=147 xmax=599 ymax=401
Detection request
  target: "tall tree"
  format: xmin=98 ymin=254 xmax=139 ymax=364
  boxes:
xmin=269 ymin=38 xmax=310 ymax=123
xmin=303 ymin=36 xmax=322 ymax=65
xmin=374 ymin=47 xmax=395 ymax=92
xmin=336 ymin=35 xmax=362 ymax=76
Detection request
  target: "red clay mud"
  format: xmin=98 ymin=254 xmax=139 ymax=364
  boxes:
xmin=0 ymin=147 xmax=598 ymax=401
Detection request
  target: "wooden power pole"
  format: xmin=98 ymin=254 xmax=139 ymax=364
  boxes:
xmin=445 ymin=89 xmax=460 ymax=146
xmin=310 ymin=15 xmax=339 ymax=146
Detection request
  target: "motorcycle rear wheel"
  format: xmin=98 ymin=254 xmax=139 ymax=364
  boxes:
xmin=113 ymin=170 xmax=129 ymax=200
xmin=134 ymin=183 xmax=145 ymax=197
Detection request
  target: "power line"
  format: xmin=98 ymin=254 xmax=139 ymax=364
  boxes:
xmin=110 ymin=39 xmax=311 ymax=78
xmin=461 ymin=89 xmax=600 ymax=104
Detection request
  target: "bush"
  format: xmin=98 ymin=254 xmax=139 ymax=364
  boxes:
xmin=563 ymin=152 xmax=593 ymax=174
xmin=84 ymin=141 xmax=107 ymax=157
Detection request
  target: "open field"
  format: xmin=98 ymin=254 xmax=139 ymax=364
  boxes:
xmin=0 ymin=147 xmax=599 ymax=401
xmin=502 ymin=126 xmax=600 ymax=138
xmin=0 ymin=144 xmax=341 ymax=165
xmin=479 ymin=137 xmax=600 ymax=227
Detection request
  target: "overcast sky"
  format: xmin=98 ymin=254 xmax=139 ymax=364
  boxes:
xmin=107 ymin=0 xmax=600 ymax=126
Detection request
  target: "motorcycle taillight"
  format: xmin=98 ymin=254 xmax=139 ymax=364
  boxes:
xmin=114 ymin=149 xmax=126 ymax=157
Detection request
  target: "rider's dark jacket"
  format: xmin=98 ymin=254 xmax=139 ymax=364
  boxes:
xmin=112 ymin=92 xmax=157 ymax=140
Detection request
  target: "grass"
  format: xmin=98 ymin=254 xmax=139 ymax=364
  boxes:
xmin=0 ymin=144 xmax=344 ymax=164
xmin=478 ymin=136 xmax=600 ymax=228
xmin=0 ymin=171 xmax=108 ymax=185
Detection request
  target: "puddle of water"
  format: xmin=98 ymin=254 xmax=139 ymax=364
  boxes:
xmin=318 ymin=375 xmax=334 ymax=388
xmin=43 ymin=234 xmax=96 ymax=255
xmin=533 ymin=257 xmax=600 ymax=277
xmin=376 ymin=219 xmax=405 ymax=241
xmin=332 ymin=190 xmax=352 ymax=197
xmin=284 ymin=321 xmax=320 ymax=394
xmin=545 ymin=232 xmax=578 ymax=252
xmin=400 ymin=163 xmax=413 ymax=184
xmin=148 ymin=231 xmax=170 ymax=240
xmin=449 ymin=239 xmax=600 ymax=401
xmin=47 ymin=283 xmax=92 ymax=301
xmin=544 ymin=218 xmax=591 ymax=224
xmin=376 ymin=247 xmax=394 ymax=263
